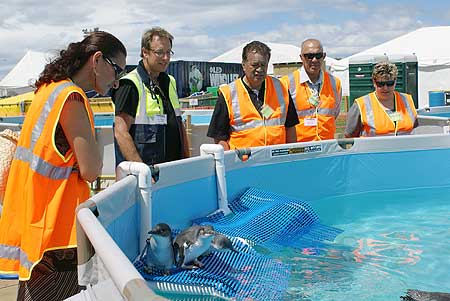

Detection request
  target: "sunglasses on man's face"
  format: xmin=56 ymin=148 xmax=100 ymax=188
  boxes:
xmin=103 ymin=56 xmax=126 ymax=79
xmin=375 ymin=80 xmax=395 ymax=87
xmin=303 ymin=53 xmax=324 ymax=60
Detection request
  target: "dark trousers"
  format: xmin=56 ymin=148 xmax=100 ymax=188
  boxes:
xmin=17 ymin=248 xmax=81 ymax=301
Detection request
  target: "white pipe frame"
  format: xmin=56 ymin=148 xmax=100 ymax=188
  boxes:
xmin=116 ymin=161 xmax=152 ymax=251
xmin=200 ymin=144 xmax=231 ymax=215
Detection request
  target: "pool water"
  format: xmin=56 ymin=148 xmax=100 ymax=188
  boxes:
xmin=281 ymin=186 xmax=450 ymax=301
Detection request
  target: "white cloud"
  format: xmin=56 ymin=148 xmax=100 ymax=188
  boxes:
xmin=0 ymin=0 xmax=448 ymax=80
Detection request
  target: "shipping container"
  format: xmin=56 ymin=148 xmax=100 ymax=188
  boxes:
xmin=168 ymin=61 xmax=243 ymax=97
xmin=348 ymin=54 xmax=418 ymax=109
xmin=124 ymin=61 xmax=242 ymax=98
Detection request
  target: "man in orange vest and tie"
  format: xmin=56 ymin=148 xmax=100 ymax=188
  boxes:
xmin=207 ymin=41 xmax=298 ymax=150
xmin=281 ymin=39 xmax=342 ymax=142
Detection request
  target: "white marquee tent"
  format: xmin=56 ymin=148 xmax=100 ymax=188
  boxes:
xmin=330 ymin=26 xmax=450 ymax=108
xmin=210 ymin=42 xmax=340 ymax=75
xmin=0 ymin=50 xmax=52 ymax=97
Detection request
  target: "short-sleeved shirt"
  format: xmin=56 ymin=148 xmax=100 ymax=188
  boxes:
xmin=207 ymin=77 xmax=299 ymax=141
xmin=112 ymin=62 xmax=182 ymax=162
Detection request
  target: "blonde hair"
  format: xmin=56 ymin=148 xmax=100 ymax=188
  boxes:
xmin=141 ymin=27 xmax=174 ymax=57
xmin=372 ymin=62 xmax=398 ymax=81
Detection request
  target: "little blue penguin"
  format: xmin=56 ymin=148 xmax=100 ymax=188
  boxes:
xmin=173 ymin=225 xmax=216 ymax=269
xmin=400 ymin=289 xmax=450 ymax=301
xmin=202 ymin=233 xmax=238 ymax=257
xmin=144 ymin=223 xmax=175 ymax=274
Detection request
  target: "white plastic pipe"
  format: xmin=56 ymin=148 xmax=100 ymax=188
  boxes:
xmin=200 ymin=144 xmax=231 ymax=215
xmin=116 ymin=161 xmax=152 ymax=251
xmin=77 ymin=207 xmax=145 ymax=296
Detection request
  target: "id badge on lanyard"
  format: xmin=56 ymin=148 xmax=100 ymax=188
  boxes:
xmin=389 ymin=112 xmax=402 ymax=122
xmin=304 ymin=118 xmax=318 ymax=126
xmin=149 ymin=114 xmax=168 ymax=125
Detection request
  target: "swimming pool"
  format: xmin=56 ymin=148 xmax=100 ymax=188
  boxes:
xmin=74 ymin=134 xmax=450 ymax=300
xmin=281 ymin=186 xmax=450 ymax=300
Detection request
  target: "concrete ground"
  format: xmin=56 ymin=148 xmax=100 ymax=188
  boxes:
xmin=0 ymin=280 xmax=18 ymax=300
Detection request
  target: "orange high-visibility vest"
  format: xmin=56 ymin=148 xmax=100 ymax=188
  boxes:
xmin=0 ymin=80 xmax=94 ymax=280
xmin=281 ymin=69 xmax=341 ymax=142
xmin=220 ymin=77 xmax=289 ymax=149
xmin=355 ymin=91 xmax=417 ymax=137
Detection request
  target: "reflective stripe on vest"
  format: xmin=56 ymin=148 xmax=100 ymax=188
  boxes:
xmin=230 ymin=78 xmax=286 ymax=132
xmin=288 ymin=70 xmax=340 ymax=117
xmin=0 ymin=245 xmax=33 ymax=271
xmin=121 ymin=70 xmax=181 ymax=125
xmin=359 ymin=92 xmax=416 ymax=137
xmin=360 ymin=94 xmax=376 ymax=136
xmin=14 ymin=82 xmax=74 ymax=179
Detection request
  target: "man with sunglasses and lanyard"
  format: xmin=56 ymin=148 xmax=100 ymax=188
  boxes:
xmin=113 ymin=27 xmax=189 ymax=168
xmin=345 ymin=61 xmax=417 ymax=137
xmin=281 ymin=38 xmax=342 ymax=142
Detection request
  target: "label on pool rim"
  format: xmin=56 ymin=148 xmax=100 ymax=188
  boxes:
xmin=271 ymin=145 xmax=323 ymax=157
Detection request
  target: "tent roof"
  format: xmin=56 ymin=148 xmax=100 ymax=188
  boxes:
xmin=210 ymin=42 xmax=300 ymax=74
xmin=0 ymin=50 xmax=51 ymax=88
xmin=345 ymin=26 xmax=450 ymax=67
xmin=210 ymin=41 xmax=338 ymax=74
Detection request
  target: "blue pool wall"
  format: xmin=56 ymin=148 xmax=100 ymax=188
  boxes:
xmin=93 ymin=134 xmax=450 ymax=263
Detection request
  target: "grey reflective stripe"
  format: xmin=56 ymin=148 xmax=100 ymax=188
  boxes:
xmin=174 ymin=108 xmax=182 ymax=117
xmin=297 ymin=107 xmax=336 ymax=117
xmin=232 ymin=117 xmax=284 ymax=132
xmin=15 ymin=146 xmax=74 ymax=179
xmin=31 ymin=82 xmax=74 ymax=149
xmin=288 ymin=73 xmax=297 ymax=109
xmin=397 ymin=93 xmax=415 ymax=122
xmin=361 ymin=95 xmax=376 ymax=136
xmin=328 ymin=74 xmax=341 ymax=116
xmin=229 ymin=81 xmax=244 ymax=128
xmin=272 ymin=78 xmax=287 ymax=125
xmin=0 ymin=244 xmax=34 ymax=271
xmin=15 ymin=82 xmax=78 ymax=179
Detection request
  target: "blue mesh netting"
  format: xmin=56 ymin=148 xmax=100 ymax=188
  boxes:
xmin=134 ymin=236 xmax=290 ymax=300
xmin=195 ymin=187 xmax=343 ymax=251
xmin=135 ymin=188 xmax=343 ymax=300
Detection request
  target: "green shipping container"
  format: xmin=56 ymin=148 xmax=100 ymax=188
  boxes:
xmin=348 ymin=54 xmax=418 ymax=110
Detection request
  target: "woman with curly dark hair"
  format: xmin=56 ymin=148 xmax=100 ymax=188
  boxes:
xmin=0 ymin=31 xmax=126 ymax=300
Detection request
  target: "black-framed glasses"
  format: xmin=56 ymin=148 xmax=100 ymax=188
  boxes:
xmin=375 ymin=80 xmax=396 ymax=87
xmin=150 ymin=49 xmax=174 ymax=58
xmin=303 ymin=52 xmax=324 ymax=60
xmin=103 ymin=56 xmax=126 ymax=79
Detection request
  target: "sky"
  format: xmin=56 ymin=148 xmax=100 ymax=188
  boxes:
xmin=1 ymin=0 xmax=450 ymax=80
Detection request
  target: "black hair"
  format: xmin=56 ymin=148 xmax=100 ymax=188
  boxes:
xmin=242 ymin=41 xmax=271 ymax=62
xmin=35 ymin=31 xmax=127 ymax=89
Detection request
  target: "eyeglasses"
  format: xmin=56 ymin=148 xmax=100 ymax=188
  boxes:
xmin=375 ymin=80 xmax=396 ymax=87
xmin=302 ymin=53 xmax=324 ymax=60
xmin=150 ymin=49 xmax=174 ymax=58
xmin=103 ymin=56 xmax=126 ymax=79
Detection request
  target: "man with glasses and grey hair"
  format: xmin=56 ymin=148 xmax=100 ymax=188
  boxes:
xmin=113 ymin=27 xmax=189 ymax=167
xmin=345 ymin=61 xmax=417 ymax=137
xmin=281 ymin=38 xmax=342 ymax=142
